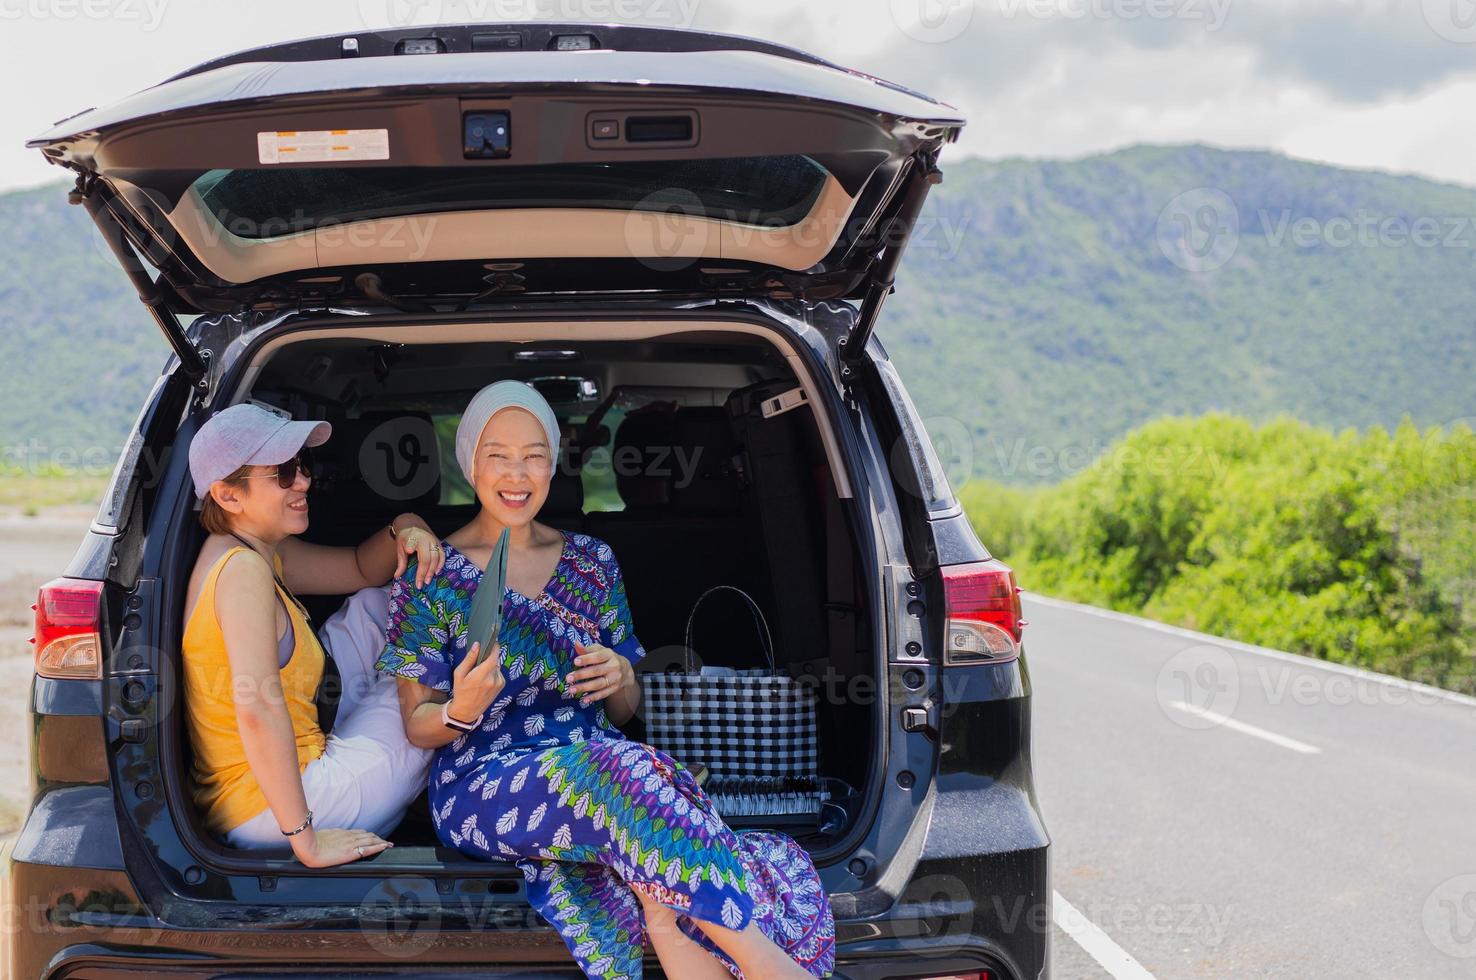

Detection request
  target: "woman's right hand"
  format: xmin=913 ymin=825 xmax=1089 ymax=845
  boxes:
xmin=293 ymin=827 xmax=393 ymax=868
xmin=448 ymin=641 xmax=505 ymax=723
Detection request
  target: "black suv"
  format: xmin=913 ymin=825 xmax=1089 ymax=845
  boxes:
xmin=9 ymin=23 xmax=1047 ymax=980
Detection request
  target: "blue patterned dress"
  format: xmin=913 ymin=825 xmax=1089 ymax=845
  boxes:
xmin=375 ymin=530 xmax=835 ymax=979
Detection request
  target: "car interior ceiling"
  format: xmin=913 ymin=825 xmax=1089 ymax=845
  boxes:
xmin=172 ymin=333 xmax=873 ymax=855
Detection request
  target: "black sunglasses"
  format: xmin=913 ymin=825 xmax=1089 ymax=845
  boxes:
xmin=242 ymin=449 xmax=316 ymax=489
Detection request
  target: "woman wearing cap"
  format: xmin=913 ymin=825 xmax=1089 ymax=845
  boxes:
xmin=182 ymin=403 xmax=440 ymax=868
xmin=377 ymin=381 xmax=835 ymax=979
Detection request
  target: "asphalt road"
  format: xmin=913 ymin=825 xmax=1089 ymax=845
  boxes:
xmin=1025 ymin=594 xmax=1476 ymax=979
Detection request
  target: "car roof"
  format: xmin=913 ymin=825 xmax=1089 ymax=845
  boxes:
xmin=166 ymin=22 xmax=848 ymax=81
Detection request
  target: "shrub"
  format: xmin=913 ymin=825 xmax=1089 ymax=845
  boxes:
xmin=963 ymin=414 xmax=1476 ymax=693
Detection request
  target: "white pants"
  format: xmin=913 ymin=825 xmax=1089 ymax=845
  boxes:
xmin=224 ymin=586 xmax=432 ymax=847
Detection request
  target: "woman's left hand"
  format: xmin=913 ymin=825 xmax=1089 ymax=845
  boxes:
xmin=567 ymin=641 xmax=632 ymax=707
xmin=394 ymin=523 xmax=446 ymax=589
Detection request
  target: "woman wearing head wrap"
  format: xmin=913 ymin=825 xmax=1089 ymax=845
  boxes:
xmin=377 ymin=380 xmax=835 ymax=979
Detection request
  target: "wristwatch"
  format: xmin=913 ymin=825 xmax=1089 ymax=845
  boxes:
xmin=443 ymin=700 xmax=483 ymax=733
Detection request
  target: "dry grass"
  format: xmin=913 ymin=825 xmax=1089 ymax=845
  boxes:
xmin=0 ymin=573 xmax=40 ymax=630
xmin=0 ymin=796 xmax=22 ymax=837
xmin=0 ymin=470 xmax=108 ymax=515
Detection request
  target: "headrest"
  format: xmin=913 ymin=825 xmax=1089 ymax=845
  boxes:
xmin=313 ymin=411 xmax=442 ymax=515
xmin=669 ymin=408 xmax=741 ymax=514
xmin=612 ymin=406 xmax=679 ymax=510
xmin=544 ymin=466 xmax=584 ymax=516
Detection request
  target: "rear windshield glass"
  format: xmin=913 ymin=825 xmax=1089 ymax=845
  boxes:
xmin=191 ymin=156 xmax=829 ymax=239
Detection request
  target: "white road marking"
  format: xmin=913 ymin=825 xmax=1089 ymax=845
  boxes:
xmin=1024 ymin=593 xmax=1476 ymax=709
xmin=1053 ymin=890 xmax=1159 ymax=980
xmin=1166 ymin=699 xmax=1322 ymax=754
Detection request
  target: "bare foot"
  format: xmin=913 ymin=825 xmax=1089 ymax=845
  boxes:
xmin=635 ymin=888 xmax=733 ymax=980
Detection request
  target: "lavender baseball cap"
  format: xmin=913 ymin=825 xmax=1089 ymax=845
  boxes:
xmin=188 ymin=403 xmax=332 ymax=500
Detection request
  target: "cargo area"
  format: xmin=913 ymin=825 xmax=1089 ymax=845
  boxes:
xmin=163 ymin=322 xmax=882 ymax=869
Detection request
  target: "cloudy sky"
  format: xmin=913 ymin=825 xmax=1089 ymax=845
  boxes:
xmin=4 ymin=0 xmax=1476 ymax=192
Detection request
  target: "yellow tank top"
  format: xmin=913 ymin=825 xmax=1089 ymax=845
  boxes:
xmin=182 ymin=546 xmax=327 ymax=836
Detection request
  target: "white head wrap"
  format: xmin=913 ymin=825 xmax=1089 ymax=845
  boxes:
xmin=455 ymin=380 xmax=561 ymax=484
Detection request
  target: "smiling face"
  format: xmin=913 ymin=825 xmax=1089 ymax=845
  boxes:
xmin=472 ymin=407 xmax=554 ymax=528
xmin=207 ymin=456 xmax=312 ymax=542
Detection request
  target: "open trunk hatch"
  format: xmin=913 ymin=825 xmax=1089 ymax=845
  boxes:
xmin=30 ymin=23 xmax=964 ymax=318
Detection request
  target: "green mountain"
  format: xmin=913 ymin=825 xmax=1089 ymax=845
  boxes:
xmin=0 ymin=182 xmax=168 ymax=471
xmin=888 ymin=145 xmax=1476 ymax=483
xmin=3 ymin=145 xmax=1475 ymax=481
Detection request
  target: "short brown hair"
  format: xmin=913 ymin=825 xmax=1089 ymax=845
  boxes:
xmin=198 ymin=464 xmax=252 ymax=536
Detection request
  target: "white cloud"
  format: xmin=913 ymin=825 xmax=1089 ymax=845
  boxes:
xmin=710 ymin=0 xmax=1476 ymax=187
xmin=1279 ymin=79 xmax=1476 ymax=185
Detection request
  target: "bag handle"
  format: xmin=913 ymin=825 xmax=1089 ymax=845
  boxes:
xmin=682 ymin=585 xmax=776 ymax=673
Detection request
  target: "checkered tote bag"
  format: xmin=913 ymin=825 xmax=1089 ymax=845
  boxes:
xmin=639 ymin=585 xmax=821 ymax=815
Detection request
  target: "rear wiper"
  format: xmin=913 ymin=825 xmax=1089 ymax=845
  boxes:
xmin=454 ymin=268 xmax=527 ymax=312
xmin=354 ymin=272 xmax=435 ymax=313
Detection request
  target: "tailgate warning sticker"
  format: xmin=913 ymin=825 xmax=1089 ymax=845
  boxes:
xmin=257 ymin=129 xmax=390 ymax=164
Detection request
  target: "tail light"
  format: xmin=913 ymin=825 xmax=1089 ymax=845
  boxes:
xmin=31 ymin=578 xmax=105 ymax=680
xmin=940 ymin=560 xmax=1024 ymax=665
